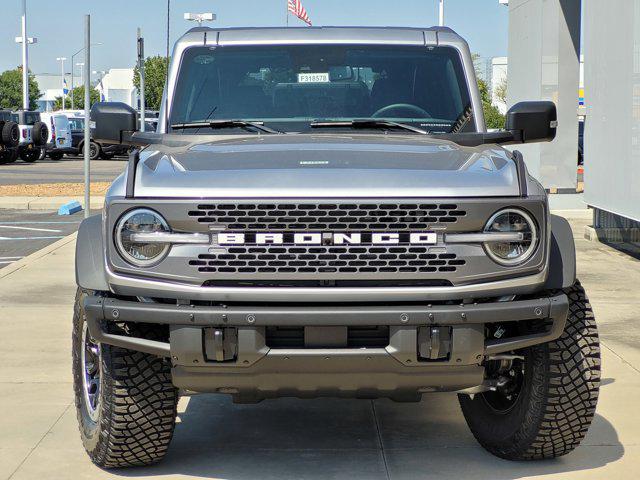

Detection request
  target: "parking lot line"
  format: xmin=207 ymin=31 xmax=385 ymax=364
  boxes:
xmin=0 ymin=236 xmax=65 ymax=241
xmin=0 ymin=225 xmax=63 ymax=233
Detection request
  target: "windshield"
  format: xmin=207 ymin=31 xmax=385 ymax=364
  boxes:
xmin=170 ymin=45 xmax=474 ymax=134
xmin=68 ymin=117 xmax=85 ymax=130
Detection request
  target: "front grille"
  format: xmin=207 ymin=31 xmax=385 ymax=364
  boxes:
xmin=188 ymin=202 xmax=466 ymax=230
xmin=266 ymin=326 xmax=390 ymax=349
xmin=189 ymin=246 xmax=466 ymax=274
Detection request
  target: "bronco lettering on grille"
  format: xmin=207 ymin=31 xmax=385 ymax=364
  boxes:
xmin=217 ymin=232 xmax=437 ymax=246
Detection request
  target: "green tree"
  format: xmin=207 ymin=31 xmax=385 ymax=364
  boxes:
xmin=133 ymin=56 xmax=169 ymax=110
xmin=0 ymin=67 xmax=41 ymax=110
xmin=53 ymin=85 xmax=100 ymax=111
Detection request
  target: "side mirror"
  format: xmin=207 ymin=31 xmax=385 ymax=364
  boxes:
xmin=505 ymin=101 xmax=557 ymax=143
xmin=90 ymin=102 xmax=137 ymax=144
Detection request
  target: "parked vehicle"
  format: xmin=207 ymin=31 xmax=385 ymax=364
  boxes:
xmin=75 ymin=26 xmax=600 ymax=468
xmin=12 ymin=110 xmax=48 ymax=162
xmin=0 ymin=110 xmax=20 ymax=164
xmin=67 ymin=115 xmax=128 ymax=160
xmin=40 ymin=112 xmax=73 ymax=160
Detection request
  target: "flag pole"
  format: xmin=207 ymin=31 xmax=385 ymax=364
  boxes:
xmin=286 ymin=1 xmax=289 ymax=27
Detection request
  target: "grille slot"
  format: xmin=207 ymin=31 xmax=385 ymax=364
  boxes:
xmin=188 ymin=202 xmax=466 ymax=229
xmin=189 ymin=246 xmax=466 ymax=274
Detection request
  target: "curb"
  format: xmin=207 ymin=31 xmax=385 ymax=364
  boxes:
xmin=0 ymin=196 xmax=105 ymax=211
xmin=0 ymin=232 xmax=78 ymax=279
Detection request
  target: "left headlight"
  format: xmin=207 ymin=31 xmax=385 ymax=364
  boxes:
xmin=115 ymin=208 xmax=170 ymax=267
xmin=483 ymin=208 xmax=538 ymax=266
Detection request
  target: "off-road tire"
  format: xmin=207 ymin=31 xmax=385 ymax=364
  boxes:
xmin=458 ymin=281 xmax=600 ymax=460
xmin=19 ymin=148 xmax=40 ymax=163
xmin=32 ymin=121 xmax=48 ymax=146
xmin=1 ymin=120 xmax=20 ymax=147
xmin=72 ymin=289 xmax=179 ymax=468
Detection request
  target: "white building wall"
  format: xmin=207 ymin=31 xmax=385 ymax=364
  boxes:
xmin=491 ymin=57 xmax=508 ymax=114
xmin=97 ymin=68 xmax=138 ymax=108
xmin=584 ymin=1 xmax=640 ymax=222
xmin=506 ymin=0 xmax=581 ymax=190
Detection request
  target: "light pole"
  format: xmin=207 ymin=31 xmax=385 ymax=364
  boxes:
xmin=71 ymin=43 xmax=101 ymax=110
xmin=15 ymin=0 xmax=38 ymax=110
xmin=56 ymin=57 xmax=67 ymax=110
xmin=137 ymin=28 xmax=145 ymax=132
xmin=439 ymin=0 xmax=445 ymax=26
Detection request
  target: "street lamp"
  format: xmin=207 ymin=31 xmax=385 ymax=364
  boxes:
xmin=71 ymin=42 xmax=102 ymax=109
xmin=184 ymin=12 xmax=216 ymax=26
xmin=438 ymin=0 xmax=445 ymax=26
xmin=56 ymin=57 xmax=67 ymax=110
xmin=15 ymin=0 xmax=38 ymax=110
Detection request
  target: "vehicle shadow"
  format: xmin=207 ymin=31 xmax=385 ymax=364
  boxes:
xmin=113 ymin=392 xmax=624 ymax=480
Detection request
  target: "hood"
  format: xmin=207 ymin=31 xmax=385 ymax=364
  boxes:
xmin=131 ymin=134 xmax=520 ymax=198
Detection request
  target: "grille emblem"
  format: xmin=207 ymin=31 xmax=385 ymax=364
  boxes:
xmin=216 ymin=232 xmax=437 ymax=246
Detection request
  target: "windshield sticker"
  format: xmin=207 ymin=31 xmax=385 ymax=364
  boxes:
xmin=298 ymin=72 xmax=330 ymax=83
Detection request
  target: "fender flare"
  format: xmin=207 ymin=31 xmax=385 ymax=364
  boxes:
xmin=75 ymin=214 xmax=109 ymax=291
xmin=544 ymin=214 xmax=577 ymax=290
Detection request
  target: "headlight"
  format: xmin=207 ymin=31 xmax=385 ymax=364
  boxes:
xmin=115 ymin=209 xmax=170 ymax=267
xmin=483 ymin=209 xmax=538 ymax=266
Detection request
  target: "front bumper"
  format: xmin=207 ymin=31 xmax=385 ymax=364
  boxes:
xmin=84 ymin=292 xmax=568 ymax=400
xmin=106 ymin=266 xmax=548 ymax=303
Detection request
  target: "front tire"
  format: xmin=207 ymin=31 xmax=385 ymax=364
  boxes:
xmin=72 ymin=289 xmax=179 ymax=468
xmin=459 ymin=282 xmax=601 ymax=460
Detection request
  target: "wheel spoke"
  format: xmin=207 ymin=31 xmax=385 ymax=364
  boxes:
xmin=81 ymin=323 xmax=101 ymax=421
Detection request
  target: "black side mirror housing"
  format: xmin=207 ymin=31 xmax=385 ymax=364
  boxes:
xmin=90 ymin=102 xmax=138 ymax=144
xmin=505 ymin=101 xmax=557 ymax=143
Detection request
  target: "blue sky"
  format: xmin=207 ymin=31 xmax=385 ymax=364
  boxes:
xmin=0 ymin=0 xmax=509 ymax=76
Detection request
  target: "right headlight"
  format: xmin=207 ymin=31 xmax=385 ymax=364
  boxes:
xmin=115 ymin=208 xmax=170 ymax=267
xmin=483 ymin=208 xmax=538 ymax=266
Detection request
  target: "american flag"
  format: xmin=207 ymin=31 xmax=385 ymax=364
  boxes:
xmin=288 ymin=0 xmax=312 ymax=26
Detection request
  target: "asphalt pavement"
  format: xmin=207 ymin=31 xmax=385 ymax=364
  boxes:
xmin=0 ymin=156 xmax=126 ymax=185
xmin=0 ymin=209 xmax=89 ymax=268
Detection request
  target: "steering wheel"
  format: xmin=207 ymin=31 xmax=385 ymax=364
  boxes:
xmin=372 ymin=103 xmax=431 ymax=119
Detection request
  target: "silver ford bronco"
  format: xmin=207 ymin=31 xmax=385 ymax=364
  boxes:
xmin=73 ymin=26 xmax=600 ymax=468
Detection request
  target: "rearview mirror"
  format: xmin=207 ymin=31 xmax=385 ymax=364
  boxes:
xmin=505 ymin=101 xmax=557 ymax=143
xmin=90 ymin=102 xmax=137 ymax=144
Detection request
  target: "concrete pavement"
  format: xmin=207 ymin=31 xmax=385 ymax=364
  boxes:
xmin=0 ymin=214 xmax=639 ymax=480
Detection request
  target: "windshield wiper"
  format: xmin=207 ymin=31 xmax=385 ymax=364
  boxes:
xmin=171 ymin=120 xmax=282 ymax=134
xmin=310 ymin=119 xmax=428 ymax=135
